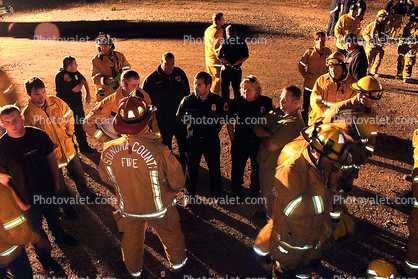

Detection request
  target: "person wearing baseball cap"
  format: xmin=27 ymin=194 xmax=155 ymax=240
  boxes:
xmin=99 ymin=96 xmax=188 ymax=277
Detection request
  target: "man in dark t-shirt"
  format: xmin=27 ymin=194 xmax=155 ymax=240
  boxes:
xmin=55 ymin=56 xmax=94 ymax=153
xmin=0 ymin=105 xmax=78 ymax=249
xmin=218 ymin=25 xmax=249 ymax=103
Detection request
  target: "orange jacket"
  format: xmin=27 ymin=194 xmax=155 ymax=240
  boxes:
xmin=0 ymin=70 xmax=17 ymax=107
xmin=362 ymin=20 xmax=389 ymax=48
xmin=204 ymin=24 xmax=224 ymax=67
xmin=99 ymin=132 xmax=185 ymax=218
xmin=334 ymin=14 xmax=361 ymax=49
xmin=298 ymin=47 xmax=332 ymax=91
xmin=91 ymin=50 xmax=131 ymax=101
xmin=269 ymin=148 xmax=335 ymax=270
xmin=22 ymin=96 xmax=76 ymax=168
xmin=309 ymin=73 xmax=357 ymax=125
xmin=83 ymin=86 xmax=157 ymax=143
xmin=323 ymin=95 xmax=377 ymax=164
xmin=0 ymin=185 xmax=40 ymax=268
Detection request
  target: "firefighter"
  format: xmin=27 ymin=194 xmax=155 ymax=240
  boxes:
xmin=298 ymin=31 xmax=332 ymax=124
xmin=396 ymin=12 xmax=418 ymax=82
xmin=323 ymin=76 xmax=382 ymax=191
xmin=83 ymin=70 xmax=159 ymax=144
xmin=254 ymin=123 xmax=353 ymax=279
xmin=308 ymin=52 xmax=357 ymax=126
xmin=91 ymin=32 xmax=131 ymax=102
xmin=0 ymin=180 xmax=51 ymax=278
xmin=204 ymin=12 xmax=225 ymax=95
xmin=387 ymin=0 xmax=408 ymax=39
xmin=362 ymin=10 xmax=389 ymax=77
xmin=0 ymin=69 xmax=17 ymax=108
xmin=334 ymin=4 xmax=362 ymax=55
xmin=404 ymin=129 xmax=418 ymax=277
xmin=99 ymin=96 xmax=187 ymax=277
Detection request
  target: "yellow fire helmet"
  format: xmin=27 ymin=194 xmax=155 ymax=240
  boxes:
xmin=351 ymin=76 xmax=383 ymax=100
xmin=332 ymin=111 xmax=378 ymax=140
xmin=377 ymin=10 xmax=388 ymax=18
xmin=366 ymin=258 xmax=396 ymax=279
xmin=302 ymin=123 xmax=353 ymax=161
xmin=326 ymin=52 xmax=346 ymax=67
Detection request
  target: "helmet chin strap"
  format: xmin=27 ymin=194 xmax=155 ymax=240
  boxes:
xmin=330 ymin=65 xmax=348 ymax=83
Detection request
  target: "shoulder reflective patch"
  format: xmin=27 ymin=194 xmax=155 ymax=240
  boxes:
xmin=175 ymin=75 xmax=182 ymax=82
xmin=64 ymin=74 xmax=71 ymax=82
xmin=223 ymin=102 xmax=229 ymax=111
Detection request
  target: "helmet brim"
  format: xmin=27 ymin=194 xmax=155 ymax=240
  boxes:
xmin=113 ymin=112 xmax=152 ymax=135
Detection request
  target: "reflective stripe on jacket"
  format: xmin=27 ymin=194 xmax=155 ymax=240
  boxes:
xmin=334 ymin=14 xmax=361 ymax=49
xmin=298 ymin=47 xmax=332 ymax=91
xmin=91 ymin=51 xmax=131 ymax=100
xmin=83 ymin=87 xmax=156 ymax=143
xmin=99 ymin=133 xmax=185 ymax=218
xmin=309 ymin=73 xmax=357 ymax=125
xmin=22 ymin=96 xmax=76 ymax=168
xmin=0 ymin=186 xmax=39 ymax=268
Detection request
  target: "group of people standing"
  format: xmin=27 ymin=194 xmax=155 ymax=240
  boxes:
xmin=0 ymin=4 xmax=416 ymax=279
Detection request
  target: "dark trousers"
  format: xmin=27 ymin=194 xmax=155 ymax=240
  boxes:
xmin=24 ymin=201 xmax=67 ymax=242
xmin=327 ymin=11 xmax=339 ymax=36
xmin=72 ymin=105 xmax=89 ymax=148
xmin=59 ymin=155 xmax=89 ymax=197
xmin=302 ymin=88 xmax=312 ymax=125
xmin=185 ymin=137 xmax=221 ymax=196
xmin=159 ymin=119 xmax=187 ymax=164
xmin=0 ymin=250 xmax=32 ymax=279
xmin=220 ymin=66 xmax=242 ymax=102
xmin=230 ymin=137 xmax=261 ymax=196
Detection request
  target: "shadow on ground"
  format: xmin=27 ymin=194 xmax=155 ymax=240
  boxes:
xmin=0 ymin=20 xmax=261 ymax=40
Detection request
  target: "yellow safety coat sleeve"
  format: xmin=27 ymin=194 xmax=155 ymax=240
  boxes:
xmin=83 ymin=94 xmax=115 ymax=143
xmin=274 ymin=149 xmax=332 ymax=220
xmin=22 ymin=96 xmax=76 ymax=167
xmin=161 ymin=148 xmax=186 ymax=193
xmin=298 ymin=48 xmax=332 ymax=91
xmin=0 ymin=185 xmax=40 ymax=268
xmin=99 ymin=133 xmax=182 ymax=218
xmin=310 ymin=76 xmax=329 ymax=117
xmin=204 ymin=24 xmax=224 ymax=66
xmin=334 ymin=14 xmax=361 ymax=49
xmin=91 ymin=51 xmax=130 ymax=87
xmin=0 ymin=70 xmax=17 ymax=107
xmin=83 ymin=87 xmax=158 ymax=143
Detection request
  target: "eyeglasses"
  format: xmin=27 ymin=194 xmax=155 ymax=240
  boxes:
xmin=364 ymin=90 xmax=383 ymax=100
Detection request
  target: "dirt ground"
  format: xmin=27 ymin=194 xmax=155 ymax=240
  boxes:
xmin=0 ymin=0 xmax=417 ymax=278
